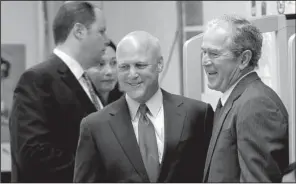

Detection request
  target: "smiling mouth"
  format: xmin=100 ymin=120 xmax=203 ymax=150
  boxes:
xmin=128 ymin=82 xmax=142 ymax=87
xmin=101 ymin=79 xmax=114 ymax=82
xmin=207 ymin=71 xmax=218 ymax=76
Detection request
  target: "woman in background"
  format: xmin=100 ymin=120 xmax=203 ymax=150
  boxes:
xmin=87 ymin=40 xmax=123 ymax=106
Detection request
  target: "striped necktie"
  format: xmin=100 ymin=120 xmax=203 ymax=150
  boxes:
xmin=82 ymin=73 xmax=101 ymax=110
xmin=138 ymin=104 xmax=160 ymax=182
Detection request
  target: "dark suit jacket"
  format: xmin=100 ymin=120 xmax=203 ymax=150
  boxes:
xmin=9 ymin=54 xmax=122 ymax=182
xmin=73 ymin=89 xmax=214 ymax=182
xmin=203 ymin=72 xmax=289 ymax=182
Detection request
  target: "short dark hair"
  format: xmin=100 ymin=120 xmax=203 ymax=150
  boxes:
xmin=53 ymin=1 xmax=97 ymax=45
xmin=1 ymin=57 xmax=11 ymax=78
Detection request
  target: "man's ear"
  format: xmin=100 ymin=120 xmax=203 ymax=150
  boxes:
xmin=72 ymin=23 xmax=87 ymax=40
xmin=157 ymin=56 xmax=164 ymax=73
xmin=239 ymin=50 xmax=252 ymax=70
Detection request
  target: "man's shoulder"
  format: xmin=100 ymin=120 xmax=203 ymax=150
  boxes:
xmin=236 ymin=80 xmax=288 ymax=118
xmin=18 ymin=54 xmax=63 ymax=84
xmin=82 ymin=100 xmax=120 ymax=127
xmin=164 ymin=90 xmax=209 ymax=110
xmin=26 ymin=54 xmax=62 ymax=74
xmin=240 ymin=79 xmax=283 ymax=105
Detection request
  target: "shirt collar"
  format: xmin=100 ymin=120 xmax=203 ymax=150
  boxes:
xmin=53 ymin=48 xmax=84 ymax=80
xmin=125 ymin=88 xmax=163 ymax=120
xmin=221 ymin=70 xmax=256 ymax=106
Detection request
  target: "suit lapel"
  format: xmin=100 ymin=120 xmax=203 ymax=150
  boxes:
xmin=108 ymin=97 xmax=150 ymax=181
xmin=203 ymin=72 xmax=260 ymax=181
xmin=56 ymin=55 xmax=96 ymax=114
xmin=203 ymin=99 xmax=233 ymax=180
xmin=158 ymin=90 xmax=186 ymax=182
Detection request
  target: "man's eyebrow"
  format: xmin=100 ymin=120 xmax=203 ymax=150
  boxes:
xmin=201 ymin=47 xmax=220 ymax=52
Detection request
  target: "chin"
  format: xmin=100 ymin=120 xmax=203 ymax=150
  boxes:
xmin=207 ymin=83 xmax=219 ymax=92
xmin=127 ymin=90 xmax=146 ymax=102
xmin=100 ymin=86 xmax=113 ymax=93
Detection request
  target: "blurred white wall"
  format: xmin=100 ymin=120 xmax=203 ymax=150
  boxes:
xmin=203 ymin=1 xmax=293 ymax=23
xmin=103 ymin=1 xmax=181 ymax=95
xmin=203 ymin=1 xmax=250 ymax=23
xmin=1 ymin=1 xmax=41 ymax=68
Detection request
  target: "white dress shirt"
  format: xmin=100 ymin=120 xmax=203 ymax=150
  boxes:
xmin=220 ymin=70 xmax=256 ymax=106
xmin=125 ymin=88 xmax=164 ymax=163
xmin=53 ymin=48 xmax=103 ymax=109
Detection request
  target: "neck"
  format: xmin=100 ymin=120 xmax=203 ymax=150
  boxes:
xmin=56 ymin=43 xmax=86 ymax=70
xmin=222 ymin=67 xmax=254 ymax=93
xmin=98 ymin=91 xmax=110 ymax=105
xmin=142 ymin=85 xmax=160 ymax=104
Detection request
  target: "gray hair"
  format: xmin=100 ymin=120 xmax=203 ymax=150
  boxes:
xmin=206 ymin=14 xmax=263 ymax=68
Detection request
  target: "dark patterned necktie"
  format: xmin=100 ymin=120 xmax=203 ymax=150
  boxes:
xmin=82 ymin=73 xmax=101 ymax=110
xmin=138 ymin=104 xmax=160 ymax=182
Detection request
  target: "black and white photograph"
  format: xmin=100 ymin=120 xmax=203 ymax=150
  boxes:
xmin=1 ymin=1 xmax=295 ymax=183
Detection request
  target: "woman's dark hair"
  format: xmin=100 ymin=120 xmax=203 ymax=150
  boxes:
xmin=1 ymin=57 xmax=11 ymax=78
xmin=106 ymin=40 xmax=123 ymax=104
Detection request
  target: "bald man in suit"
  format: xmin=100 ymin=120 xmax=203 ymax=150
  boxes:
xmin=74 ymin=31 xmax=214 ymax=182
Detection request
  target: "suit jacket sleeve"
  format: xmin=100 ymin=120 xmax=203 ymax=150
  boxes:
xmin=9 ymin=70 xmax=74 ymax=174
xmin=236 ymin=97 xmax=289 ymax=182
xmin=73 ymin=117 xmax=104 ymax=182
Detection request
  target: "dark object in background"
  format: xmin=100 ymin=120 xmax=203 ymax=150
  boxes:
xmin=1 ymin=57 xmax=11 ymax=79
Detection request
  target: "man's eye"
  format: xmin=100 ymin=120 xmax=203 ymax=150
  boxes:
xmin=136 ymin=64 xmax=148 ymax=69
xmin=118 ymin=65 xmax=128 ymax=70
xmin=99 ymin=62 xmax=105 ymax=67
xmin=111 ymin=60 xmax=117 ymax=66
xmin=209 ymin=52 xmax=219 ymax=57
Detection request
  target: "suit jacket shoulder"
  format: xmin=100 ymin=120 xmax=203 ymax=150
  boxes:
xmin=162 ymin=90 xmax=211 ymax=112
xmin=237 ymin=79 xmax=288 ymax=120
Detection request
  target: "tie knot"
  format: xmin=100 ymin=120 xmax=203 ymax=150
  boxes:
xmin=216 ymin=98 xmax=222 ymax=110
xmin=138 ymin=104 xmax=149 ymax=115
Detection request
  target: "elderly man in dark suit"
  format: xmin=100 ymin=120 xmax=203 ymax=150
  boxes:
xmin=9 ymin=2 xmax=110 ymax=182
xmin=73 ymin=31 xmax=214 ymax=183
xmin=201 ymin=14 xmax=289 ymax=182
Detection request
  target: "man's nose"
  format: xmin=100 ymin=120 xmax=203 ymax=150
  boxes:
xmin=201 ymin=53 xmax=211 ymax=66
xmin=104 ymin=65 xmax=113 ymax=76
xmin=103 ymin=34 xmax=109 ymax=45
xmin=128 ymin=67 xmax=139 ymax=78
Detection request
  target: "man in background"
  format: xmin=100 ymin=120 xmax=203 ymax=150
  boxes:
xmin=9 ymin=2 xmax=109 ymax=182
xmin=202 ymin=14 xmax=289 ymax=182
xmin=73 ymin=31 xmax=214 ymax=182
